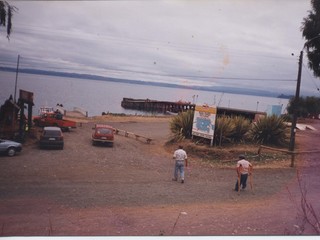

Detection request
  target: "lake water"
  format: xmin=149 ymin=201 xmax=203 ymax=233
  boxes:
xmin=0 ymin=71 xmax=289 ymax=117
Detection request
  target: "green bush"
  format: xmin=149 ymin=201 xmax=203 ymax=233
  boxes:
xmin=214 ymin=116 xmax=235 ymax=146
xmin=249 ymin=115 xmax=288 ymax=146
xmin=169 ymin=110 xmax=194 ymax=141
xmin=281 ymin=114 xmax=292 ymax=122
xmin=214 ymin=115 xmax=251 ymax=146
xmin=169 ymin=111 xmax=288 ymax=147
xmin=230 ymin=116 xmax=251 ymax=143
xmin=287 ymin=96 xmax=320 ymax=118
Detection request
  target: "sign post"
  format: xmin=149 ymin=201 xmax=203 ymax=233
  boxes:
xmin=192 ymin=105 xmax=217 ymax=146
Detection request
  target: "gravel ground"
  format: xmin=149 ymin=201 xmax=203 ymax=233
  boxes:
xmin=0 ymin=115 xmax=319 ymax=236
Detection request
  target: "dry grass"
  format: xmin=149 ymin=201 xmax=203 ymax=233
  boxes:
xmin=165 ymin=138 xmax=292 ymax=169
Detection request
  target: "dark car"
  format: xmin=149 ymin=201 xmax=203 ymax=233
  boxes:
xmin=0 ymin=139 xmax=22 ymax=157
xmin=92 ymin=124 xmax=114 ymax=147
xmin=39 ymin=126 xmax=64 ymax=149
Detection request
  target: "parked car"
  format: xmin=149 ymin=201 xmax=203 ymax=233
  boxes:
xmin=0 ymin=139 xmax=22 ymax=157
xmin=33 ymin=112 xmax=76 ymax=131
xmin=39 ymin=126 xmax=64 ymax=149
xmin=92 ymin=124 xmax=114 ymax=147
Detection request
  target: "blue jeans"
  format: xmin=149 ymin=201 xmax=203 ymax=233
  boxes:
xmin=235 ymin=174 xmax=248 ymax=191
xmin=174 ymin=160 xmax=185 ymax=180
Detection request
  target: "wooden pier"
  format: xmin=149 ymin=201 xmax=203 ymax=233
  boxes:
xmin=121 ymin=97 xmax=266 ymax=120
xmin=121 ymin=98 xmax=195 ymax=113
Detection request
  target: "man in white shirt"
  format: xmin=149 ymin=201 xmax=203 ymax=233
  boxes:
xmin=172 ymin=145 xmax=188 ymax=183
xmin=234 ymin=154 xmax=252 ymax=191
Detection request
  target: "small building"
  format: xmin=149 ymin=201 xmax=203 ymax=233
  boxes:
xmin=217 ymin=106 xmax=266 ymax=122
xmin=266 ymin=105 xmax=283 ymax=117
xmin=0 ymin=90 xmax=34 ymax=141
xmin=121 ymin=97 xmax=266 ymax=121
xmin=0 ymin=95 xmax=20 ymax=139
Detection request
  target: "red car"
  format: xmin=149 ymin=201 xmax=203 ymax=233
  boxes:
xmin=33 ymin=112 xmax=76 ymax=132
xmin=92 ymin=124 xmax=114 ymax=147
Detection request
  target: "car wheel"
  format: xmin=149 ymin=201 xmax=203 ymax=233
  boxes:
xmin=7 ymin=147 xmax=16 ymax=157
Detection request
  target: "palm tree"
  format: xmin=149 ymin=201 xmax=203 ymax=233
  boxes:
xmin=301 ymin=0 xmax=320 ymax=77
xmin=0 ymin=1 xmax=17 ymax=39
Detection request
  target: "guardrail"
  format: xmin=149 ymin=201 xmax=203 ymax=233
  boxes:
xmin=114 ymin=128 xmax=153 ymax=144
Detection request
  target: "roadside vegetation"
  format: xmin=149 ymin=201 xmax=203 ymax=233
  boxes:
xmin=287 ymin=96 xmax=320 ymax=119
xmin=249 ymin=115 xmax=288 ymax=146
xmin=169 ymin=112 xmax=289 ymax=146
xmin=214 ymin=115 xmax=251 ymax=146
xmin=168 ymin=111 xmax=290 ymax=164
xmin=169 ymin=110 xmax=194 ymax=142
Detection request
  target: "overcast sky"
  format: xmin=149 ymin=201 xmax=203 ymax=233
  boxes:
xmin=1 ymin=0 xmax=319 ymax=96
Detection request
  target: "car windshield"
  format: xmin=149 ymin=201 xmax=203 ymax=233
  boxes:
xmin=97 ymin=128 xmax=113 ymax=134
xmin=44 ymin=130 xmax=61 ymax=137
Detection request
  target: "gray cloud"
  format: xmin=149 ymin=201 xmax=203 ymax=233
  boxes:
xmin=0 ymin=0 xmax=318 ymax=96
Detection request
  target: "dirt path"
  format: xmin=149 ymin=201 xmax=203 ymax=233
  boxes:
xmin=0 ymin=116 xmax=319 ymax=236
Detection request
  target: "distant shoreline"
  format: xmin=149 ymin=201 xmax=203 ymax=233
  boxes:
xmin=0 ymin=67 xmax=292 ymax=99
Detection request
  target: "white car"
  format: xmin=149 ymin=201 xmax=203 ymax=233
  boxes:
xmin=0 ymin=139 xmax=22 ymax=157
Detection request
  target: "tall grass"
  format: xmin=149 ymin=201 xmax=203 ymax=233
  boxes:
xmin=169 ymin=110 xmax=194 ymax=142
xmin=214 ymin=116 xmax=235 ymax=146
xmin=169 ymin=111 xmax=288 ymax=148
xmin=249 ymin=115 xmax=288 ymax=146
xmin=214 ymin=115 xmax=251 ymax=146
xmin=230 ymin=116 xmax=251 ymax=143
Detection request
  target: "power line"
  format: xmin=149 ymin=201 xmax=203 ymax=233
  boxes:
xmin=302 ymin=63 xmax=320 ymax=93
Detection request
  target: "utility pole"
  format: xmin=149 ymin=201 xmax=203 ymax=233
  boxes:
xmin=14 ymin=54 xmax=20 ymax=103
xmin=289 ymin=50 xmax=303 ymax=167
xmin=288 ymin=35 xmax=320 ymax=167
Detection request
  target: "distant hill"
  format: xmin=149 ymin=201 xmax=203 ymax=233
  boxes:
xmin=0 ymin=66 xmax=288 ymax=98
xmin=278 ymin=93 xmax=293 ymax=99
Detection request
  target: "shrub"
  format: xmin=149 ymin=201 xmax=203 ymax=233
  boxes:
xmin=169 ymin=111 xmax=288 ymax=147
xmin=249 ymin=115 xmax=288 ymax=146
xmin=214 ymin=116 xmax=235 ymax=146
xmin=169 ymin=110 xmax=194 ymax=141
xmin=281 ymin=114 xmax=292 ymax=122
xmin=230 ymin=116 xmax=251 ymax=143
xmin=287 ymin=96 xmax=320 ymax=118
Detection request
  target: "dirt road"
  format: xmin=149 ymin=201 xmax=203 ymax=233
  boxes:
xmin=0 ymin=116 xmax=319 ymax=236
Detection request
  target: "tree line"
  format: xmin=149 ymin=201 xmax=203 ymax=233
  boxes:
xmin=287 ymin=96 xmax=320 ymax=118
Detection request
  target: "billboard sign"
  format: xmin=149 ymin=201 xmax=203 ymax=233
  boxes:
xmin=192 ymin=105 xmax=217 ymax=145
xmin=19 ymin=89 xmax=34 ymax=104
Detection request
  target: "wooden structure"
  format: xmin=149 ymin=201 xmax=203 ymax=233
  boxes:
xmin=0 ymin=95 xmax=20 ymax=139
xmin=114 ymin=128 xmax=153 ymax=144
xmin=121 ymin=98 xmax=195 ymax=113
xmin=258 ymin=144 xmax=320 ymax=167
xmin=0 ymin=90 xmax=34 ymax=141
xmin=18 ymin=90 xmax=34 ymax=140
xmin=217 ymin=107 xmax=266 ymax=121
xmin=121 ymin=97 xmax=266 ymax=121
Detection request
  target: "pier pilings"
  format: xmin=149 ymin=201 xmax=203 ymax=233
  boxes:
xmin=121 ymin=98 xmax=195 ymax=113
